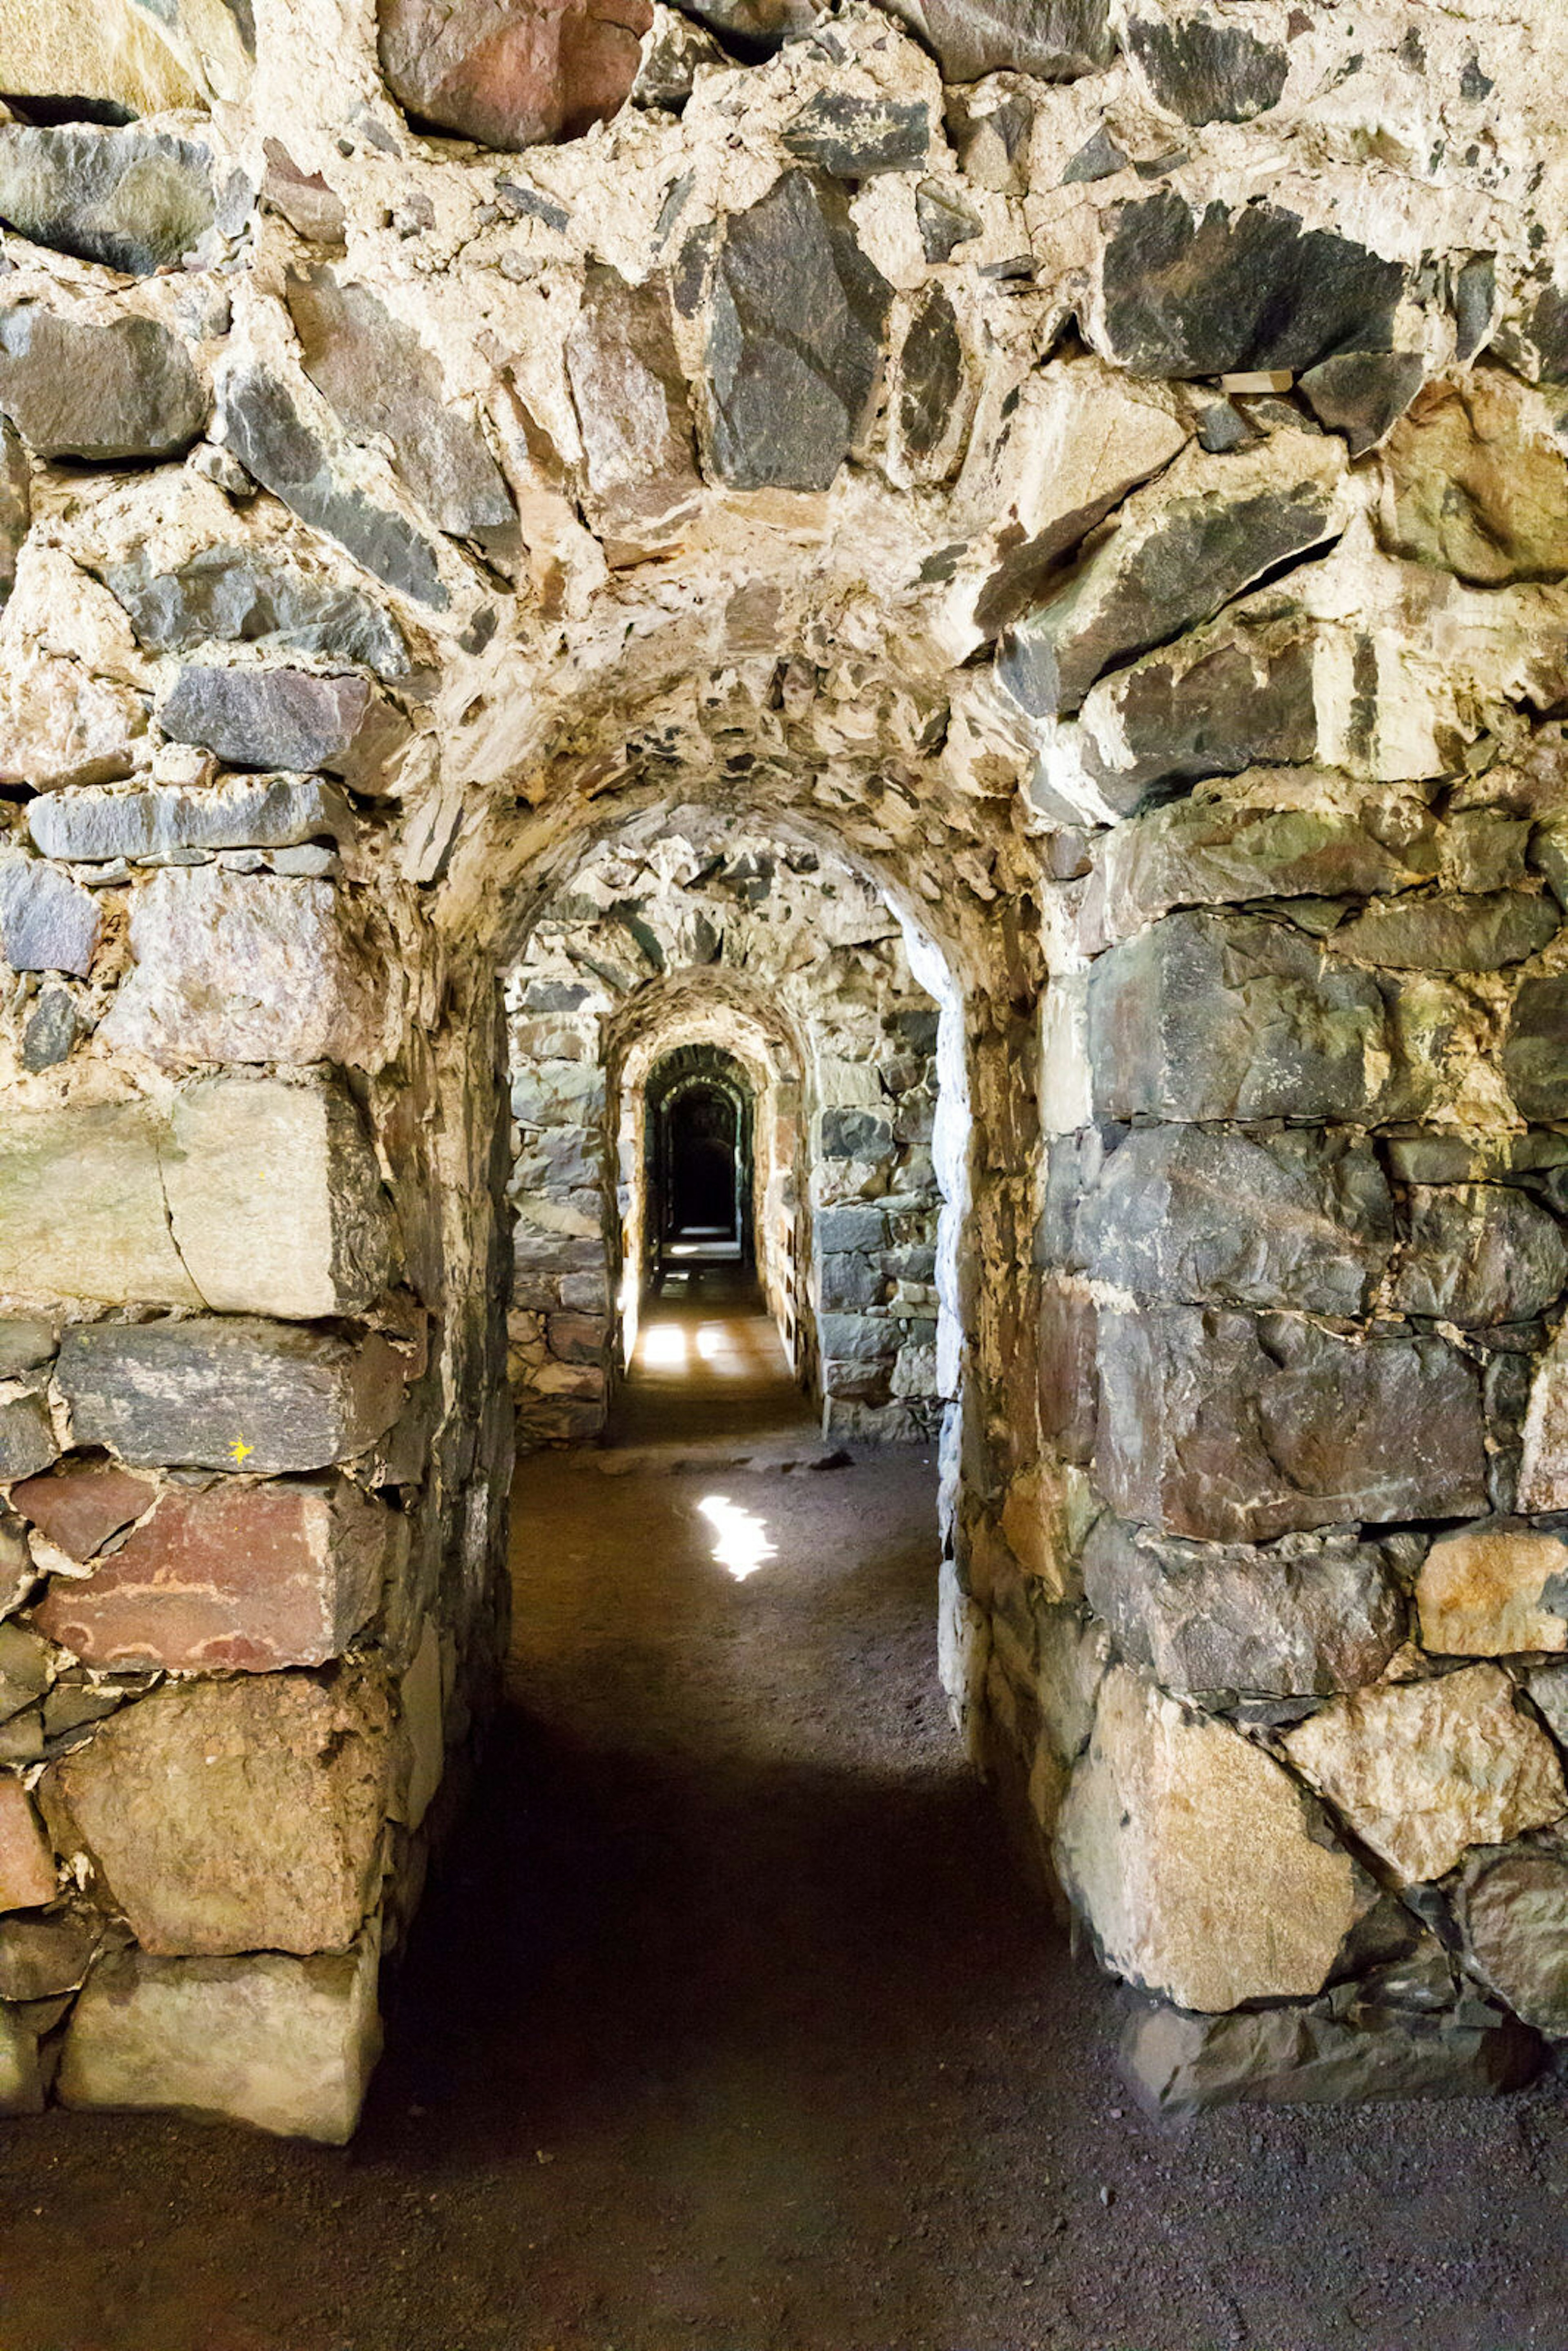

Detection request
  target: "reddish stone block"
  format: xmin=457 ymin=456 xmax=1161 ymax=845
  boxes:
xmin=378 ymin=0 xmax=653 ymax=151
xmin=11 ymin=1459 xmax=156 ymax=1562
xmin=31 ymin=1477 xmax=392 ymax=1672
xmin=0 ymin=1777 xmax=56 ymax=1910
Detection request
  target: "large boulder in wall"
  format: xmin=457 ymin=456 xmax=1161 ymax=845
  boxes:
xmin=377 ymin=0 xmax=653 ymax=149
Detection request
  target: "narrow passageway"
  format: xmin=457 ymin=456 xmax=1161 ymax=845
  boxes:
xmin=613 ymin=1267 xmax=808 ymax=1450
xmin=0 ymin=1312 xmax=1563 ymax=2350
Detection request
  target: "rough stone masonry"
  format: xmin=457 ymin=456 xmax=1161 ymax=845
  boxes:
xmin=0 ymin=0 xmax=1564 ymax=2137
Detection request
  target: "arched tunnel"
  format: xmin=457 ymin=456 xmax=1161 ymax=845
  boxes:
xmin=0 ymin=0 xmax=1563 ymax=2340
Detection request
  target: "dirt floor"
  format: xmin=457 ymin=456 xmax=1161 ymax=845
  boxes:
xmin=0 ymin=1275 xmax=1566 ymax=2351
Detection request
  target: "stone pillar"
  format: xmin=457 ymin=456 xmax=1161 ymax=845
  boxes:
xmin=0 ymin=797 xmax=509 ymax=2139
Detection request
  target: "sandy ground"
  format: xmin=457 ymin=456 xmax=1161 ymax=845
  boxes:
xmin=0 ymin=1275 xmax=1564 ymax=2351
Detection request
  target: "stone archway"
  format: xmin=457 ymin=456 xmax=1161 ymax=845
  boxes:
xmin=0 ymin=0 xmax=1564 ymax=2141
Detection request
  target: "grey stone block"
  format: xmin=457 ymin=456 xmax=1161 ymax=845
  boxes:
xmin=1075 ymin=1124 xmax=1395 ymax=1315
xmin=56 ymin=1317 xmax=409 ymax=1474
xmin=705 ymin=173 xmax=891 ymax=493
xmin=1095 ymin=1305 xmax=1487 ymax=1542
xmin=217 ymin=362 xmax=448 ymax=610
xmin=1123 ymin=1991 xmax=1544 ymax=2115
xmin=814 ymin=1205 xmax=886 ymax=1252
xmin=1392 ymin=1185 xmax=1568 ymax=1325
xmin=1087 ymin=912 xmax=1394 ymax=1125
xmin=1097 ymin=193 xmax=1405 ymax=380
xmin=30 ymin=775 xmax=352 ymax=864
xmin=59 ymin=1935 xmax=381 ymax=2142
xmin=286 ymin=271 xmax=517 ymax=552
xmin=1081 ymin=1514 xmax=1406 ymax=1697
xmin=0 ymin=856 xmax=101 ymax=977
xmin=0 ymin=307 xmax=206 ymax=461
xmin=0 ymin=125 xmax=216 ymax=274
xmin=1126 ymin=14 xmax=1287 ymax=125
xmin=159 ymin=667 xmax=404 ymax=787
xmin=105 ymin=544 xmax=409 ymax=676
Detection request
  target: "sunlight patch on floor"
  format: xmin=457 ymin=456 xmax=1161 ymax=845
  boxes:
xmin=696 ymin=1493 xmax=777 ymax=1581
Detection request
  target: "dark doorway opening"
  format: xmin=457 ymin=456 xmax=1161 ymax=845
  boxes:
xmin=646 ymin=1047 xmax=754 ymax=1291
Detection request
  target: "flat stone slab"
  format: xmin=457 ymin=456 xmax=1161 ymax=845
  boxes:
xmin=58 ymin=1932 xmax=382 ymax=2143
xmin=32 ymin=1475 xmax=392 ymax=1672
xmin=42 ymin=1667 xmax=393 ymax=1957
xmin=56 ymin=1317 xmax=409 ymax=1475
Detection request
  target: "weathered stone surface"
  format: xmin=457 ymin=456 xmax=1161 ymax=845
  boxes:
xmin=0 ymin=1622 xmax=51 ymax=1726
xmin=56 ymin=1318 xmax=409 ymax=1476
xmin=1505 ymin=974 xmax=1568 ymax=1122
xmin=881 ymin=0 xmax=1111 ymax=83
xmin=915 ymin=180 xmax=979 ymax=263
xmin=782 ymin=92 xmax=929 ymax=177
xmin=1096 ymin=195 xmax=1406 ymax=381
xmin=0 ymin=308 xmax=206 ymax=463
xmin=0 ymin=1903 xmax=100 ymax=2001
xmin=1331 ymin=891 xmax=1558 ymax=972
xmin=1082 ymin=1517 xmax=1406 ymax=1698
xmin=0 ymin=0 xmax=245 ymax=117
xmin=105 ymin=544 xmax=409 ymax=676
xmin=1126 ymin=14 xmax=1286 ymax=124
xmin=1096 ymin=1307 xmax=1486 ymax=1543
xmin=0 ymin=644 xmax=145 ymax=792
xmin=704 ymin=172 xmax=891 ymax=493
xmin=1094 ymin=781 xmax=1440 ymax=935
xmin=1392 ymin=1186 xmax=1568 ymax=1325
xmin=29 ymin=774 xmax=352 ymax=864
xmin=0 ymin=126 xmax=216 ymax=275
xmin=165 ymin=1073 xmax=394 ymax=1321
xmin=59 ymin=1934 xmax=381 ymax=2142
xmin=33 ymin=1476 xmax=391 ymax=1672
xmin=1298 ymin=351 xmax=1425 ymax=456
xmin=1284 ymin=1665 xmax=1568 ymax=1884
xmin=1383 ymin=372 xmax=1568 ymax=587
xmin=1418 ymin=1521 xmax=1568 ymax=1656
xmin=0 ymin=1104 xmax=203 ymax=1310
xmin=0 ymin=1323 xmax=53 ymax=1381
xmin=217 ymin=363 xmax=448 ymax=609
xmin=0 ymin=855 xmax=101 ymax=978
xmin=565 ymin=267 xmax=700 ymax=554
xmin=0 ymin=1391 xmax=57 ymax=1483
xmin=1087 ymin=913 xmax=1392 ymax=1126
xmin=21 ymin=986 xmax=78 ymax=1073
xmin=261 ymin=139 xmax=347 ymax=245
xmin=11 ymin=1461 xmax=155 ymax=1563
xmin=1055 ymin=1663 xmax=1359 ymax=2011
xmin=1123 ymin=1994 xmax=1544 ymax=2115
xmin=998 ymin=430 xmax=1345 ymax=719
xmin=100 ymin=868 xmax=389 ymax=1071
xmin=1038 ymin=1283 xmax=1097 ymax=1465
xmin=286 ymin=272 xmax=517 ymax=550
xmin=44 ymin=1667 xmax=392 ymax=1956
xmin=897 ymin=283 xmax=964 ymax=474
xmin=0 ymin=1776 xmax=56 ymax=1910
xmin=377 ymin=0 xmax=651 ymax=149
xmin=1518 ymin=1326 xmax=1568 ymax=1515
xmin=1069 ymin=602 xmax=1319 ymax=810
xmin=159 ymin=665 xmax=404 ymax=787
xmin=1074 ymin=1126 xmax=1394 ymax=1316
xmin=0 ymin=419 xmax=28 ymax=614
xmin=0 ymin=2007 xmax=44 ymax=2115
xmin=1526 ymin=1661 xmax=1568 ymax=1745
xmin=1462 ymin=1850 xmax=1568 ymax=2037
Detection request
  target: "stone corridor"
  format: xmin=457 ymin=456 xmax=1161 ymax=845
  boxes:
xmin=0 ymin=1315 xmax=1563 ymax=2349
xmin=4 ymin=0 xmax=1568 ymax=2303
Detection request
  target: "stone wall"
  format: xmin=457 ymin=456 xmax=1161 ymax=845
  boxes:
xmin=504 ymin=820 xmax=947 ymax=1442
xmin=0 ymin=0 xmax=1563 ymax=2131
